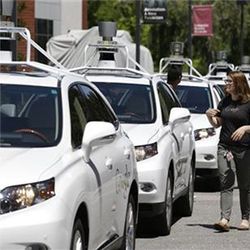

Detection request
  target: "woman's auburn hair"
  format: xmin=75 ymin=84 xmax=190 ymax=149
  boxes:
xmin=228 ymin=71 xmax=250 ymax=103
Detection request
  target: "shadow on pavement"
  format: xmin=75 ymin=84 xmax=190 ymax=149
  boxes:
xmin=136 ymin=213 xmax=182 ymax=238
xmin=195 ymin=176 xmax=221 ymax=192
xmin=186 ymin=223 xmax=239 ymax=232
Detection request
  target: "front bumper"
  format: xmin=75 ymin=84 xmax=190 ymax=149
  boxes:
xmin=0 ymin=196 xmax=71 ymax=250
xmin=137 ymin=153 xmax=168 ymax=205
xmin=195 ymin=138 xmax=219 ymax=177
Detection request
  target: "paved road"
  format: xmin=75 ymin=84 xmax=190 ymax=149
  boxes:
xmin=135 ymin=183 xmax=249 ymax=250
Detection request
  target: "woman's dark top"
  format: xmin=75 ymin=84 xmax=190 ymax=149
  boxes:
xmin=217 ymin=96 xmax=250 ymax=148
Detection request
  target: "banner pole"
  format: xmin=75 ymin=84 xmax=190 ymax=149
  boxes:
xmin=188 ymin=0 xmax=192 ymax=59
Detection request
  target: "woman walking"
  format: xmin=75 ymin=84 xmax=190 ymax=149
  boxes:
xmin=206 ymin=71 xmax=250 ymax=232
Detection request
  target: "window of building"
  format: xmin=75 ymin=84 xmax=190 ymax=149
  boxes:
xmin=35 ymin=18 xmax=53 ymax=63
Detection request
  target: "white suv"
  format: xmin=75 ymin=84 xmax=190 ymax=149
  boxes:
xmin=0 ymin=27 xmax=138 ymax=250
xmin=72 ymin=64 xmax=196 ymax=236
xmin=70 ymin=26 xmax=196 ymax=235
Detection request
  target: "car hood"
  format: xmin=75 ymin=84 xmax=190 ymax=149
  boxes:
xmin=0 ymin=147 xmax=63 ymax=189
xmin=190 ymin=114 xmax=212 ymax=130
xmin=121 ymin=123 xmax=159 ymax=146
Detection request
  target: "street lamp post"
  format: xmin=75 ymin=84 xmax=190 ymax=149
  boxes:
xmin=237 ymin=0 xmax=247 ymax=64
xmin=240 ymin=2 xmax=244 ymax=63
xmin=188 ymin=0 xmax=192 ymax=59
xmin=135 ymin=0 xmax=141 ymax=65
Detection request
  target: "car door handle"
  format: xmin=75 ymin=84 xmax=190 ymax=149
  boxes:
xmin=105 ymin=157 xmax=113 ymax=170
xmin=180 ymin=132 xmax=185 ymax=140
xmin=124 ymin=148 xmax=131 ymax=160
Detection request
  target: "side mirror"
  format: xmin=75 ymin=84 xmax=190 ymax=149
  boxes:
xmin=82 ymin=121 xmax=116 ymax=162
xmin=169 ymin=107 xmax=190 ymax=126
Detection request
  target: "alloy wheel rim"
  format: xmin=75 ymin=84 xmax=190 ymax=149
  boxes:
xmin=166 ymin=176 xmax=172 ymax=227
xmin=189 ymin=169 xmax=194 ymax=205
xmin=126 ymin=202 xmax=135 ymax=250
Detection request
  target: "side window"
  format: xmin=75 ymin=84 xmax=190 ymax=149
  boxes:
xmin=78 ymin=84 xmax=118 ymax=128
xmin=157 ymin=82 xmax=179 ymax=124
xmin=69 ymin=86 xmax=87 ymax=148
xmin=165 ymin=83 xmax=182 ymax=106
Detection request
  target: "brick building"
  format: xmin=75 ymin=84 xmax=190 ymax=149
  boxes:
xmin=0 ymin=0 xmax=88 ymax=62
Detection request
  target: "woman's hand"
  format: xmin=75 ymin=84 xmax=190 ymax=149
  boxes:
xmin=206 ymin=108 xmax=220 ymax=118
xmin=231 ymin=125 xmax=250 ymax=141
xmin=206 ymin=108 xmax=221 ymax=128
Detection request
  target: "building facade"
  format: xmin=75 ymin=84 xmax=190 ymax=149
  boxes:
xmin=0 ymin=0 xmax=88 ymax=62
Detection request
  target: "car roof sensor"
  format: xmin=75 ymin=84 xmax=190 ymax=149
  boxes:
xmin=70 ymin=21 xmax=149 ymax=76
xmin=206 ymin=50 xmax=235 ymax=77
xmin=158 ymin=41 xmax=202 ymax=78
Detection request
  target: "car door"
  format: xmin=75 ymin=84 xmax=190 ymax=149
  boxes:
xmin=77 ymin=83 xmax=131 ymax=242
xmin=157 ymin=82 xmax=191 ymax=193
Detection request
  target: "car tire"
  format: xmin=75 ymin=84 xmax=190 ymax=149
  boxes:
xmin=121 ymin=195 xmax=136 ymax=250
xmin=70 ymin=218 xmax=86 ymax=250
xmin=155 ymin=171 xmax=173 ymax=236
xmin=176 ymin=162 xmax=195 ymax=217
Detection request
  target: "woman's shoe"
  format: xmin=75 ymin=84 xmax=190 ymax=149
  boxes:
xmin=238 ymin=220 xmax=249 ymax=230
xmin=214 ymin=218 xmax=230 ymax=232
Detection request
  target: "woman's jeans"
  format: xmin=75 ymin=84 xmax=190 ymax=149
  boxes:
xmin=218 ymin=144 xmax=250 ymax=221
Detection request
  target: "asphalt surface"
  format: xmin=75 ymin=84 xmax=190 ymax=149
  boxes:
xmin=135 ymin=180 xmax=249 ymax=250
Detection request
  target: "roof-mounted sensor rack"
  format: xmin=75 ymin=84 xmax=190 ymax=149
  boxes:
xmin=159 ymin=42 xmax=202 ymax=77
xmin=235 ymin=55 xmax=250 ymax=73
xmin=206 ymin=50 xmax=234 ymax=76
xmin=0 ymin=26 xmax=65 ymax=71
xmin=70 ymin=21 xmax=149 ymax=76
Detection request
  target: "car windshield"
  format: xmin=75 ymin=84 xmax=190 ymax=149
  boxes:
xmin=94 ymin=82 xmax=155 ymax=123
xmin=176 ymin=85 xmax=212 ymax=114
xmin=0 ymin=84 xmax=62 ymax=147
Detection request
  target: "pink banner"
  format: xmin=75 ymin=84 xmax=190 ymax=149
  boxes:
xmin=192 ymin=5 xmax=213 ymax=37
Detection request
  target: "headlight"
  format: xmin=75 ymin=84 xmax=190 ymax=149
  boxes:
xmin=0 ymin=178 xmax=55 ymax=214
xmin=194 ymin=127 xmax=216 ymax=141
xmin=135 ymin=142 xmax=158 ymax=161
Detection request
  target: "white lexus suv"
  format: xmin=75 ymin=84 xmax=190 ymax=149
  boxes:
xmin=70 ymin=24 xmax=196 ymax=235
xmin=0 ymin=27 xmax=138 ymax=250
xmin=158 ymin=44 xmax=224 ymax=187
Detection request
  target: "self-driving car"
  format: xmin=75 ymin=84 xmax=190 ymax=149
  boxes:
xmin=158 ymin=43 xmax=223 ymax=182
xmin=0 ymin=27 xmax=138 ymax=250
xmin=70 ymin=23 xmax=196 ymax=235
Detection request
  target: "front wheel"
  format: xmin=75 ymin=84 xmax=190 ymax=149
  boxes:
xmin=176 ymin=164 xmax=195 ymax=217
xmin=155 ymin=171 xmax=173 ymax=235
xmin=122 ymin=195 xmax=136 ymax=250
xmin=70 ymin=218 xmax=86 ymax=250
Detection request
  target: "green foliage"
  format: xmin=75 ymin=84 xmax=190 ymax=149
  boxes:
xmin=88 ymin=0 xmax=250 ymax=74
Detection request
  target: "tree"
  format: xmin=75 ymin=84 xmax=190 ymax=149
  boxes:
xmin=88 ymin=0 xmax=250 ymax=74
